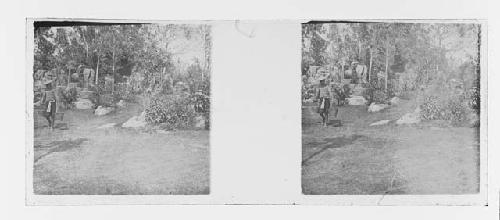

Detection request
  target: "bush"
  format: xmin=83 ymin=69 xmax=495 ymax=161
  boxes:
xmin=113 ymin=83 xmax=135 ymax=102
xmin=98 ymin=94 xmax=115 ymax=107
xmin=419 ymin=77 xmax=480 ymax=125
xmin=191 ymin=94 xmax=209 ymax=114
xmin=446 ymin=98 xmax=468 ymax=123
xmin=396 ymin=72 xmax=418 ymax=92
xmin=61 ymin=87 xmax=78 ymax=109
xmin=190 ymin=92 xmax=210 ymax=129
xmin=301 ymin=79 xmax=317 ymax=102
xmin=332 ymin=84 xmax=352 ymax=106
xmin=420 ymin=95 xmax=443 ymax=120
xmin=467 ymin=86 xmax=480 ymax=114
xmin=145 ymin=94 xmax=196 ymax=128
xmin=362 ymin=81 xmax=387 ymax=105
xmin=420 ymin=94 xmax=469 ymax=124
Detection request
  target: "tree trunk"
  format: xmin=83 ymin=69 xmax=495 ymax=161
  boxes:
xmin=67 ymin=69 xmax=71 ymax=86
xmin=96 ymin=56 xmax=100 ymax=85
xmin=385 ymin=44 xmax=389 ymax=93
xmin=161 ymin=66 xmax=166 ymax=85
xmin=81 ymin=31 xmax=89 ymax=62
xmin=358 ymin=41 xmax=362 ymax=60
xmin=437 ymin=26 xmax=444 ymax=76
xmin=202 ymin=29 xmax=206 ymax=82
xmin=341 ymin=63 xmax=344 ymax=81
xmin=368 ymin=47 xmax=373 ymax=82
xmin=112 ymin=49 xmax=116 ymax=94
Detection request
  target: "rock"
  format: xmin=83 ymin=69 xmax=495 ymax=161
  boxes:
xmin=74 ymin=98 xmax=93 ymax=109
xmin=370 ymin=120 xmax=390 ymax=126
xmin=98 ymin=123 xmax=116 ymax=129
xmin=194 ymin=115 xmax=205 ymax=128
xmin=303 ymin=98 xmax=314 ymax=103
xmin=94 ymin=106 xmax=115 ymax=116
xmin=156 ymin=130 xmax=170 ymax=134
xmin=368 ymin=103 xmax=389 ymax=113
xmin=396 ymin=111 xmax=421 ymax=125
xmin=116 ymin=100 xmax=126 ymax=108
xmin=346 ymin=95 xmax=367 ymax=106
xmin=122 ymin=112 xmax=146 ymax=128
xmin=389 ymin=97 xmax=401 ymax=105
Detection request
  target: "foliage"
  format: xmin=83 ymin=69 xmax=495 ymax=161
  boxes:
xmin=467 ymin=85 xmax=480 ymax=114
xmin=60 ymin=87 xmax=78 ymax=109
xmin=394 ymin=71 xmax=418 ymax=94
xmin=302 ymin=84 xmax=316 ymax=101
xmin=34 ymin=24 xmax=212 ymax=131
xmin=332 ymin=84 xmax=352 ymax=106
xmin=34 ymin=27 xmax=56 ymax=70
xmin=420 ymin=96 xmax=443 ymax=120
xmin=419 ymin=80 xmax=475 ymax=125
xmin=302 ymin=24 xmax=328 ymax=74
xmin=113 ymin=83 xmax=135 ymax=102
xmin=190 ymin=92 xmax=210 ymax=129
xmin=391 ymin=45 xmax=406 ymax=73
xmin=301 ymin=23 xmax=481 ymax=99
xmin=34 ymin=24 xmax=211 ymax=97
xmin=447 ymin=98 xmax=468 ymax=123
xmin=362 ymin=81 xmax=387 ymax=105
xmin=144 ymin=94 xmax=196 ymax=128
xmin=420 ymin=95 xmax=469 ymax=124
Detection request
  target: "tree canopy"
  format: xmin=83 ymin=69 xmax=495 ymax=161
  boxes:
xmin=302 ymin=22 xmax=480 ymax=88
xmin=34 ymin=23 xmax=211 ymax=94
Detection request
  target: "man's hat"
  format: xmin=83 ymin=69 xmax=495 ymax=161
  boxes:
xmin=42 ymin=78 xmax=53 ymax=85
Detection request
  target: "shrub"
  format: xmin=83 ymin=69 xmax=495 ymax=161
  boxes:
xmin=145 ymin=94 xmax=196 ymax=128
xmin=362 ymin=81 xmax=387 ymax=105
xmin=396 ymin=72 xmax=418 ymax=92
xmin=467 ymin=86 xmax=480 ymax=114
xmin=302 ymin=84 xmax=316 ymax=102
xmin=34 ymin=91 xmax=43 ymax=104
xmin=420 ymin=94 xmax=469 ymax=124
xmin=191 ymin=94 xmax=210 ymax=114
xmin=190 ymin=93 xmax=210 ymax=129
xmin=60 ymin=87 xmax=78 ymax=109
xmin=445 ymin=98 xmax=468 ymax=123
xmin=98 ymin=94 xmax=115 ymax=107
xmin=420 ymin=95 xmax=442 ymax=120
xmin=113 ymin=83 xmax=135 ymax=102
xmin=332 ymin=84 xmax=352 ymax=106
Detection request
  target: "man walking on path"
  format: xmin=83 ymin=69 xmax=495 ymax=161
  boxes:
xmin=37 ymin=79 xmax=57 ymax=130
xmin=316 ymin=78 xmax=338 ymax=127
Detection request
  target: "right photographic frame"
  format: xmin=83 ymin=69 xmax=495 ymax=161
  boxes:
xmin=301 ymin=20 xmax=486 ymax=197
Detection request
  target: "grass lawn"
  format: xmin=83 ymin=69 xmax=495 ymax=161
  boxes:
xmin=33 ymin=102 xmax=209 ymax=195
xmin=302 ymin=97 xmax=479 ymax=195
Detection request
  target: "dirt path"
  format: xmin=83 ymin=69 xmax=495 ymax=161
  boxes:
xmin=302 ymin=100 xmax=479 ymax=195
xmin=33 ymin=103 xmax=209 ymax=195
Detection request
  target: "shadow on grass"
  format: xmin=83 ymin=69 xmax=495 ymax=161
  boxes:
xmin=302 ymin=134 xmax=365 ymax=166
xmin=34 ymin=138 xmax=88 ymax=163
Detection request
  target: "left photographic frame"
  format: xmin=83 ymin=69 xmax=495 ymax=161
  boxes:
xmin=26 ymin=19 xmax=211 ymax=201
